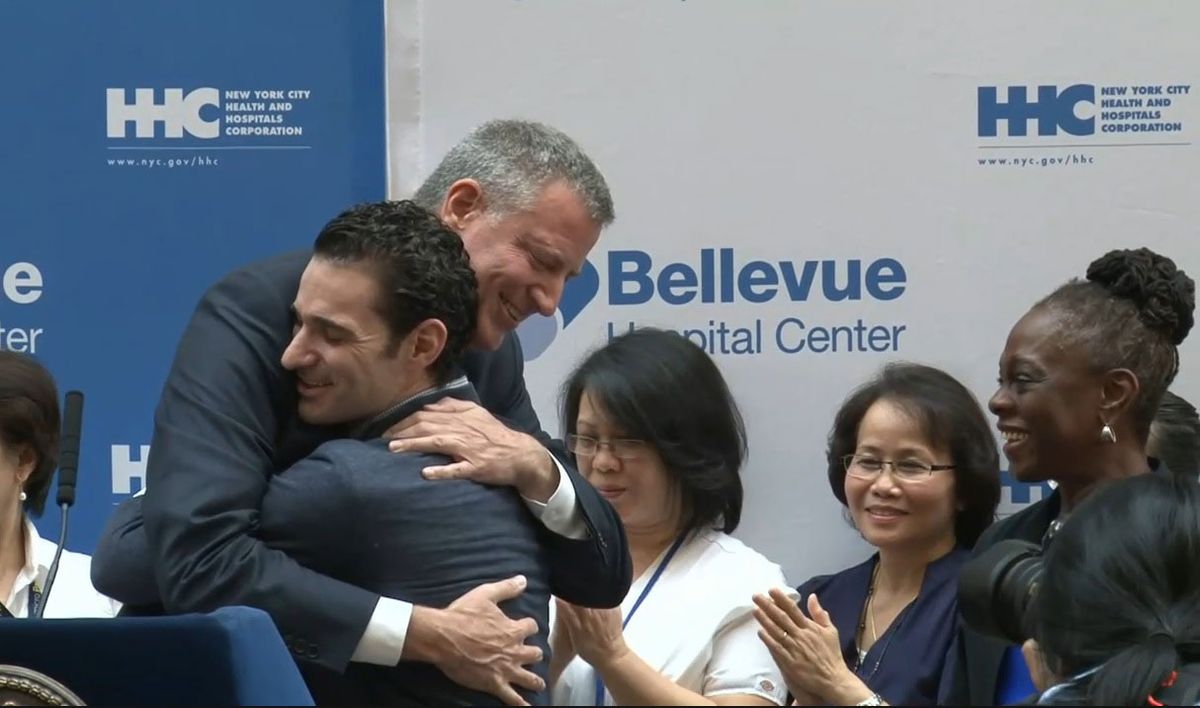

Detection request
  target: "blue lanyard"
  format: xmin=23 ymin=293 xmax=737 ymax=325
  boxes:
xmin=29 ymin=581 xmax=42 ymax=617
xmin=594 ymin=532 xmax=689 ymax=706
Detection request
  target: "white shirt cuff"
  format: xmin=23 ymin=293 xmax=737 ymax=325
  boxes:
xmin=522 ymin=452 xmax=589 ymax=540
xmin=351 ymin=596 xmax=413 ymax=665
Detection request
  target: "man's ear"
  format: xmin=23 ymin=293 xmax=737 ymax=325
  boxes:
xmin=406 ymin=318 xmax=448 ymax=371
xmin=440 ymin=179 xmax=487 ymax=231
xmin=1022 ymin=638 xmax=1057 ymax=694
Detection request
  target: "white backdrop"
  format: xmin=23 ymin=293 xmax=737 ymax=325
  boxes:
xmin=387 ymin=0 xmax=1200 ymax=586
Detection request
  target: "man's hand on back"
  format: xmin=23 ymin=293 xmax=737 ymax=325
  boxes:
xmin=403 ymin=575 xmax=544 ymax=707
xmin=385 ymin=399 xmax=559 ymax=502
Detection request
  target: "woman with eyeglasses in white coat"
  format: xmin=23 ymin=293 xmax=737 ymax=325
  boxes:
xmin=549 ymin=328 xmax=792 ymax=707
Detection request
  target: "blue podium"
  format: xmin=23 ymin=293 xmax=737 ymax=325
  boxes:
xmin=0 ymin=606 xmax=313 ymax=706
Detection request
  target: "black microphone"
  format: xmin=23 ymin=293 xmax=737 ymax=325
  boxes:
xmin=56 ymin=391 xmax=83 ymax=507
xmin=36 ymin=390 xmax=83 ymax=618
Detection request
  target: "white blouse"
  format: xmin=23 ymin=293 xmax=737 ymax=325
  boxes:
xmin=551 ymin=528 xmax=793 ymax=706
xmin=4 ymin=517 xmax=120 ymax=618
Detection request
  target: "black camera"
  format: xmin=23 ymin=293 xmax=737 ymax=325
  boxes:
xmin=957 ymin=539 xmax=1044 ymax=645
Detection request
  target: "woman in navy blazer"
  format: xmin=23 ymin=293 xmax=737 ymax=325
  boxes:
xmin=755 ymin=363 xmax=1000 ymax=706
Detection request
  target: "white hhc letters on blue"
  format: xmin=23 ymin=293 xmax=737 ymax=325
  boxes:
xmin=106 ymin=88 xmax=220 ymax=139
xmin=111 ymin=445 xmax=150 ymax=495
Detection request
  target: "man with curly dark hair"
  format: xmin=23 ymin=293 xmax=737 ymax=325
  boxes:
xmin=251 ymin=201 xmax=554 ymax=705
xmin=92 ymin=120 xmax=629 ymax=706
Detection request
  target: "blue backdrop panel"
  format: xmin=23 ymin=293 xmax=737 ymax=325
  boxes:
xmin=0 ymin=0 xmax=387 ymax=552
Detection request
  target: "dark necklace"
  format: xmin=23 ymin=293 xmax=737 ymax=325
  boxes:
xmin=854 ymin=564 xmax=880 ymax=669
xmin=854 ymin=562 xmax=915 ymax=680
xmin=1043 ymin=517 xmax=1067 ymax=547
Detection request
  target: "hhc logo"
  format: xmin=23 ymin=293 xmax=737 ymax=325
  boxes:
xmin=978 ymin=84 xmax=1095 ymax=137
xmin=517 ymin=260 xmax=601 ymax=361
xmin=1000 ymin=470 xmax=1054 ymax=505
xmin=106 ymin=88 xmax=221 ymax=139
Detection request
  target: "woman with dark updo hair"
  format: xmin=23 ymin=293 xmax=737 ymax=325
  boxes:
xmin=941 ymin=247 xmax=1196 ymax=705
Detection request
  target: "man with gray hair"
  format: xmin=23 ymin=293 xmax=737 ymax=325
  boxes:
xmin=92 ymin=119 xmax=629 ymax=705
xmin=411 ymin=119 xmax=613 ymax=352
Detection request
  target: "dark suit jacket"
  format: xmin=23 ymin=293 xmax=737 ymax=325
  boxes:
xmin=90 ymin=250 xmax=630 ymax=673
xmin=260 ymin=377 xmax=552 ymax=706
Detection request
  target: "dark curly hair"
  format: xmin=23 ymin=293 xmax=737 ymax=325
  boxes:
xmin=560 ymin=328 xmax=746 ymax=534
xmin=313 ymin=200 xmax=478 ymax=382
xmin=826 ymin=363 xmax=1001 ymax=548
xmin=0 ymin=351 xmax=60 ymax=516
xmin=1035 ymin=248 xmax=1195 ymax=440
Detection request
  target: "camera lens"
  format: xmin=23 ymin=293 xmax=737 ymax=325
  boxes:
xmin=958 ymin=539 xmax=1044 ymax=645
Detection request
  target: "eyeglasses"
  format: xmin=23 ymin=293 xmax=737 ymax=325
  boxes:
xmin=842 ymin=454 xmax=955 ymax=483
xmin=566 ymin=434 xmax=648 ymax=460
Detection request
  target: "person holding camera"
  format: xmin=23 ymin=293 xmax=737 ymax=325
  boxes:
xmin=754 ymin=363 xmax=1000 ymax=706
xmin=1149 ymin=391 xmax=1200 ymax=480
xmin=940 ymin=247 xmax=1196 ymax=706
xmin=1022 ymin=472 xmax=1200 ymax=705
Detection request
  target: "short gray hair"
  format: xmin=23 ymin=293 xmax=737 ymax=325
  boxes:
xmin=413 ymin=119 xmax=615 ymax=226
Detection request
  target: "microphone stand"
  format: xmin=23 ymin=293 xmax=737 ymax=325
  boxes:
xmin=36 ymin=505 xmax=70 ymax=618
xmin=35 ymin=390 xmax=82 ymax=619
